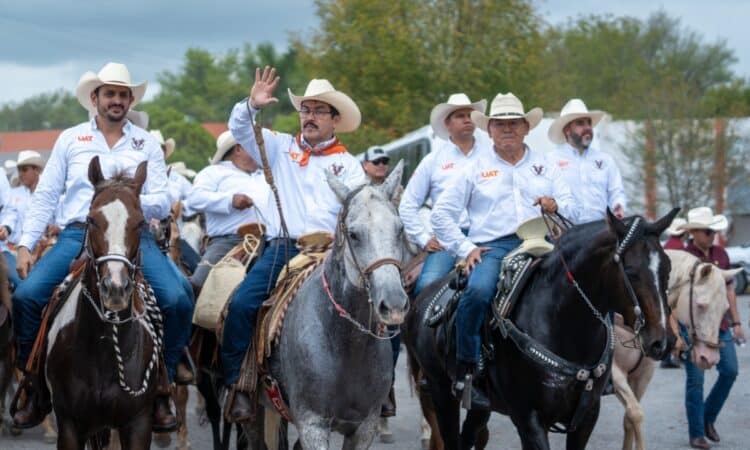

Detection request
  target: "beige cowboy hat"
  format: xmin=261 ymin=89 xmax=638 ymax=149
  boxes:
xmin=665 ymin=218 xmax=687 ymax=236
xmin=430 ymin=93 xmax=487 ymax=140
xmin=514 ymin=216 xmax=554 ymax=257
xmin=288 ymin=79 xmax=361 ymax=133
xmin=471 ymin=93 xmax=543 ymax=132
xmin=211 ymin=131 xmax=238 ymax=164
xmin=75 ymin=62 xmax=147 ymax=113
xmin=678 ymin=207 xmax=728 ymax=232
xmin=150 ymin=130 xmax=176 ymax=159
xmin=169 ymin=161 xmax=196 ymax=179
xmin=548 ymin=98 xmax=606 ymax=145
xmin=14 ymin=150 xmax=45 ymax=169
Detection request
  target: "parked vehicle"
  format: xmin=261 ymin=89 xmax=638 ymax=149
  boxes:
xmin=726 ymin=244 xmax=750 ymax=295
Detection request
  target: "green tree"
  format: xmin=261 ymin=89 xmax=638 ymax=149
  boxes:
xmin=0 ymin=90 xmax=86 ymax=131
xmin=292 ymin=0 xmax=546 ymax=153
xmin=142 ymin=105 xmax=216 ymax=171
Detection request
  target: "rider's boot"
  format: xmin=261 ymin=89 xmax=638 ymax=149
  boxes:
xmin=11 ymin=370 xmax=51 ymax=429
xmin=453 ymin=360 xmax=490 ymax=411
xmin=224 ymin=385 xmax=254 ymax=423
xmin=152 ymin=391 xmax=178 ymax=432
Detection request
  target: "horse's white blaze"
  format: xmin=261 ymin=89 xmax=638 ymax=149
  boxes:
xmin=649 ymin=251 xmax=665 ymax=328
xmin=46 ymin=281 xmax=83 ymax=395
xmin=100 ymin=199 xmax=129 ymax=283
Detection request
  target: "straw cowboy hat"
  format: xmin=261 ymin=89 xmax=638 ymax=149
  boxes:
xmin=548 ymin=98 xmax=606 ymax=145
xmin=211 ymin=131 xmax=238 ymax=164
xmin=679 ymin=207 xmax=728 ymax=232
xmin=288 ymin=79 xmax=361 ymax=133
xmin=14 ymin=150 xmax=45 ymax=169
xmin=150 ymin=130 xmax=176 ymax=159
xmin=513 ymin=216 xmax=554 ymax=257
xmin=665 ymin=217 xmax=687 ymax=236
xmin=75 ymin=62 xmax=147 ymax=113
xmin=169 ymin=161 xmax=196 ymax=179
xmin=471 ymin=93 xmax=543 ymax=132
xmin=429 ymin=93 xmax=487 ymax=140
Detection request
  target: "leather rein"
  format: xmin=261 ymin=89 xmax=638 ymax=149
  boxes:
xmin=322 ymin=184 xmax=404 ymax=339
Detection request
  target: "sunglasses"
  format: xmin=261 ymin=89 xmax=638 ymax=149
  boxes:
xmin=370 ymin=159 xmax=389 ymax=166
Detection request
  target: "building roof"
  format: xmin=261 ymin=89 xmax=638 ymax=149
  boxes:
xmin=0 ymin=122 xmax=228 ymax=153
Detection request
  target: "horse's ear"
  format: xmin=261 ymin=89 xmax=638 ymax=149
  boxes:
xmin=133 ymin=161 xmax=148 ymax=196
xmin=88 ymin=156 xmax=105 ymax=188
xmin=699 ymin=263 xmax=713 ymax=280
xmin=605 ymin=207 xmax=627 ymax=236
xmin=326 ymin=168 xmax=350 ymax=203
xmin=380 ymin=160 xmax=404 ymax=201
xmin=645 ymin=207 xmax=680 ymax=235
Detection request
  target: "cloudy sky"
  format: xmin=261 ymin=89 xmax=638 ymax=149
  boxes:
xmin=1 ymin=0 xmax=747 ymax=106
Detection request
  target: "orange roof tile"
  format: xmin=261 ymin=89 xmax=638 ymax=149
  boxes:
xmin=0 ymin=130 xmax=61 ymax=153
xmin=201 ymin=123 xmax=227 ymax=139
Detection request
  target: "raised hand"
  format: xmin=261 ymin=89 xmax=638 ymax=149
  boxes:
xmin=249 ymin=66 xmax=281 ymax=109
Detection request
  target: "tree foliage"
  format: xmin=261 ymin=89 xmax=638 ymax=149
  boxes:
xmin=0 ymin=90 xmax=87 ymax=131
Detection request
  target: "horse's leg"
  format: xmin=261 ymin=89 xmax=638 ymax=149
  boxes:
xmin=460 ymin=409 xmax=491 ymax=450
xmin=296 ymin=413 xmax=331 ymax=450
xmin=42 ymin=414 xmax=58 ymax=444
xmin=196 ymin=371 xmax=225 ymax=450
xmin=612 ymin=363 xmax=642 ymax=450
xmin=564 ymin=401 xmax=600 ymax=450
xmin=416 ymin=382 xmax=444 ymax=450
xmin=629 ymin=361 xmax=656 ymax=450
xmin=341 ymin=413 xmax=378 ymax=450
xmin=118 ymin=413 xmax=153 ymax=450
xmin=175 ymin=384 xmax=190 ymax=449
xmin=57 ymin=420 xmax=85 ymax=450
xmin=427 ymin=379 xmax=460 ymax=450
xmin=510 ymin=411 xmax=550 ymax=450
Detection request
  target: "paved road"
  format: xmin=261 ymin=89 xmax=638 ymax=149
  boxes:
xmin=4 ymin=297 xmax=750 ymax=449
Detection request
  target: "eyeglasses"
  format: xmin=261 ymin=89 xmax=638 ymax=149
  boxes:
xmin=370 ymin=159 xmax=389 ymax=166
xmin=299 ymin=108 xmax=333 ymax=118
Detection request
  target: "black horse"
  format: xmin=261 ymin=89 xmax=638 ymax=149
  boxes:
xmin=404 ymin=209 xmax=678 ymax=450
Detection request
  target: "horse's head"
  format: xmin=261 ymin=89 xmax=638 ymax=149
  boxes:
xmin=327 ymin=161 xmax=409 ymax=325
xmin=605 ymin=207 xmax=679 ymax=360
xmin=86 ymin=156 xmax=146 ymax=312
xmin=666 ymin=250 xmax=739 ymax=369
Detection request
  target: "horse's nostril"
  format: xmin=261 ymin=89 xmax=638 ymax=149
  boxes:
xmin=378 ymin=302 xmax=390 ymax=318
xmin=650 ymin=339 xmax=666 ymax=356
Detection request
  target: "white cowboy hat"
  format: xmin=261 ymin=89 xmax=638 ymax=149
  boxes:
xmin=548 ymin=98 xmax=606 ymax=145
xmin=169 ymin=161 xmax=196 ymax=179
xmin=514 ymin=216 xmax=554 ymax=257
xmin=470 ymin=93 xmax=543 ymax=132
xmin=75 ymin=62 xmax=147 ymax=113
xmin=14 ymin=150 xmax=45 ymax=169
xmin=679 ymin=207 xmax=728 ymax=232
xmin=150 ymin=130 xmax=176 ymax=159
xmin=288 ymin=79 xmax=361 ymax=133
xmin=429 ymin=93 xmax=487 ymax=140
xmin=665 ymin=218 xmax=687 ymax=236
xmin=211 ymin=131 xmax=238 ymax=164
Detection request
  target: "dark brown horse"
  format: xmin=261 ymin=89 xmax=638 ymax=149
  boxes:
xmin=45 ymin=157 xmax=161 ymax=449
xmin=404 ymin=209 xmax=678 ymax=450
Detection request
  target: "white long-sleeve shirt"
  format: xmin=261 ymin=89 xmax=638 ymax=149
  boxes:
xmin=399 ymin=136 xmax=491 ymax=248
xmin=228 ymin=100 xmax=366 ymax=239
xmin=0 ymin=185 xmax=32 ymax=251
xmin=186 ymin=162 xmax=276 ymax=237
xmin=167 ymin=169 xmax=192 ymax=204
xmin=432 ymin=146 xmax=576 ymax=260
xmin=0 ymin=171 xmax=10 ymax=214
xmin=19 ymin=118 xmax=171 ymax=250
xmin=546 ymin=143 xmax=627 ymax=224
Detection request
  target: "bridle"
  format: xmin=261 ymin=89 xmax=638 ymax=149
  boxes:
xmin=322 ymin=184 xmax=406 ymax=339
xmin=672 ymin=260 xmax=722 ymax=356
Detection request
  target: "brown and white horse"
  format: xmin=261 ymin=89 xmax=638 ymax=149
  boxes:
xmin=612 ymin=249 xmax=740 ymax=450
xmin=45 ymin=157 xmax=161 ymax=449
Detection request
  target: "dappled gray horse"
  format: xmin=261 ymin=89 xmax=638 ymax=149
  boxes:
xmin=248 ymin=162 xmax=409 ymax=450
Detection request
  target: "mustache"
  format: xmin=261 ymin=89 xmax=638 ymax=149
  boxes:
xmin=303 ymin=120 xmax=319 ymax=129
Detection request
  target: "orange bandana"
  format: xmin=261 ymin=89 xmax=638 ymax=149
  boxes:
xmin=295 ymin=134 xmax=347 ymax=167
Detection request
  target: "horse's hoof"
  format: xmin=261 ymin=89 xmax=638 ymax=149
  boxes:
xmin=379 ymin=432 xmax=395 ymax=444
xmin=153 ymin=432 xmax=171 ymax=448
xmin=421 ymin=438 xmax=430 ymax=450
xmin=43 ymin=429 xmax=57 ymax=444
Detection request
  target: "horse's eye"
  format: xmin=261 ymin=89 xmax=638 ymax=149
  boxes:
xmin=348 ymin=231 xmax=358 ymax=241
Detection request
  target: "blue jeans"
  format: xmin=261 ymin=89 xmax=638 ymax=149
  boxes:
xmin=456 ymin=235 xmax=522 ymax=363
xmin=414 ymin=250 xmax=457 ymax=297
xmin=221 ymin=239 xmax=299 ymax=386
xmin=683 ymin=327 xmax=738 ymax=439
xmin=3 ymin=250 xmax=21 ymax=291
xmin=13 ymin=227 xmax=194 ymax=382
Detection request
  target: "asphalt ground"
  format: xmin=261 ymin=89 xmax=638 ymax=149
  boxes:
xmin=4 ymin=295 xmax=750 ymax=449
